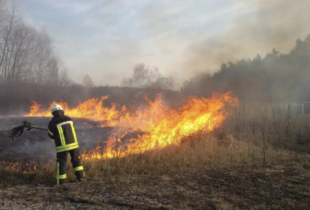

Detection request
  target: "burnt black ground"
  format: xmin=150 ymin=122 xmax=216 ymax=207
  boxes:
xmin=0 ymin=116 xmax=113 ymax=158
xmin=0 ymin=116 xmax=113 ymax=177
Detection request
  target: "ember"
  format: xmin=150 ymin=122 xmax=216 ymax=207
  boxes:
xmin=4 ymin=161 xmax=38 ymax=174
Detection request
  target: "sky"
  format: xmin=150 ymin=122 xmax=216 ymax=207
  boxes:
xmin=13 ymin=0 xmax=310 ymax=88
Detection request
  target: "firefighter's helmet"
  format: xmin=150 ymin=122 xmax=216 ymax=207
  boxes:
xmin=51 ymin=104 xmax=63 ymax=113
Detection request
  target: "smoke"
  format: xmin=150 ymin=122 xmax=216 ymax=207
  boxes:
xmin=17 ymin=140 xmax=56 ymax=159
xmin=13 ymin=0 xmax=310 ymax=89
xmin=183 ymin=0 xmax=310 ymax=81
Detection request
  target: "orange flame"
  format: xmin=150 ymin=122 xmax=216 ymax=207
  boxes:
xmin=4 ymin=161 xmax=38 ymax=173
xmin=24 ymin=92 xmax=238 ymax=161
xmin=24 ymin=96 xmax=120 ymax=126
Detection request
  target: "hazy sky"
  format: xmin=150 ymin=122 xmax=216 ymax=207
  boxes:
xmin=14 ymin=0 xmax=310 ymax=88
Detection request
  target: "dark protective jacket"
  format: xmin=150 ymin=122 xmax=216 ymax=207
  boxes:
xmin=48 ymin=110 xmax=79 ymax=153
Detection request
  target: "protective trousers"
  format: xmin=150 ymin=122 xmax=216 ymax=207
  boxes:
xmin=56 ymin=148 xmax=85 ymax=185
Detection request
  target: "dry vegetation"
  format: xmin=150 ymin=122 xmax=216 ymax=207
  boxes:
xmin=1 ymin=111 xmax=310 ymax=209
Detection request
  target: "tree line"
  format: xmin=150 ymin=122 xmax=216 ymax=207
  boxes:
xmin=122 ymin=64 xmax=174 ymax=89
xmin=181 ymin=35 xmax=310 ymax=103
xmin=0 ymin=1 xmax=72 ymax=114
xmin=1 ymin=0 xmax=310 ymax=115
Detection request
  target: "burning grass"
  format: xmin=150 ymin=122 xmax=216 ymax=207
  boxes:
xmin=24 ymin=92 xmax=238 ymax=160
xmin=2 ymin=131 xmax=307 ymax=188
xmin=81 ymin=134 xmax=301 ymax=178
xmin=2 ymin=92 xmax=310 ymax=188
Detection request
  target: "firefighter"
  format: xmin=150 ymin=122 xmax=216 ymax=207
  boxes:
xmin=48 ymin=104 xmax=85 ymax=185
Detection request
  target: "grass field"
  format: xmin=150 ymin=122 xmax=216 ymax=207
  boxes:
xmin=1 ymin=113 xmax=310 ymax=209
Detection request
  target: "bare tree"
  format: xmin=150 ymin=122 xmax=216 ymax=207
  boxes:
xmin=0 ymin=3 xmax=17 ymax=85
xmin=58 ymin=67 xmax=71 ymax=87
xmin=83 ymin=74 xmax=94 ymax=98
xmin=154 ymin=76 xmax=174 ymax=89
xmin=0 ymin=2 xmax=71 ymax=87
xmin=122 ymin=63 xmax=174 ymax=89
xmin=133 ymin=64 xmax=148 ymax=88
xmin=30 ymin=29 xmax=53 ymax=85
xmin=83 ymin=74 xmax=94 ymax=88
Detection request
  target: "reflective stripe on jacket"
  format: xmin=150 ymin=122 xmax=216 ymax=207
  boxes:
xmin=48 ymin=111 xmax=79 ymax=153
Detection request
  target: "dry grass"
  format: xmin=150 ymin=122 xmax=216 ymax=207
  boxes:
xmin=1 ymin=112 xmax=310 ymax=187
xmin=76 ymin=111 xmax=310 ymax=182
xmin=33 ymin=131 xmax=309 ymax=185
xmin=222 ymin=107 xmax=310 ymax=150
